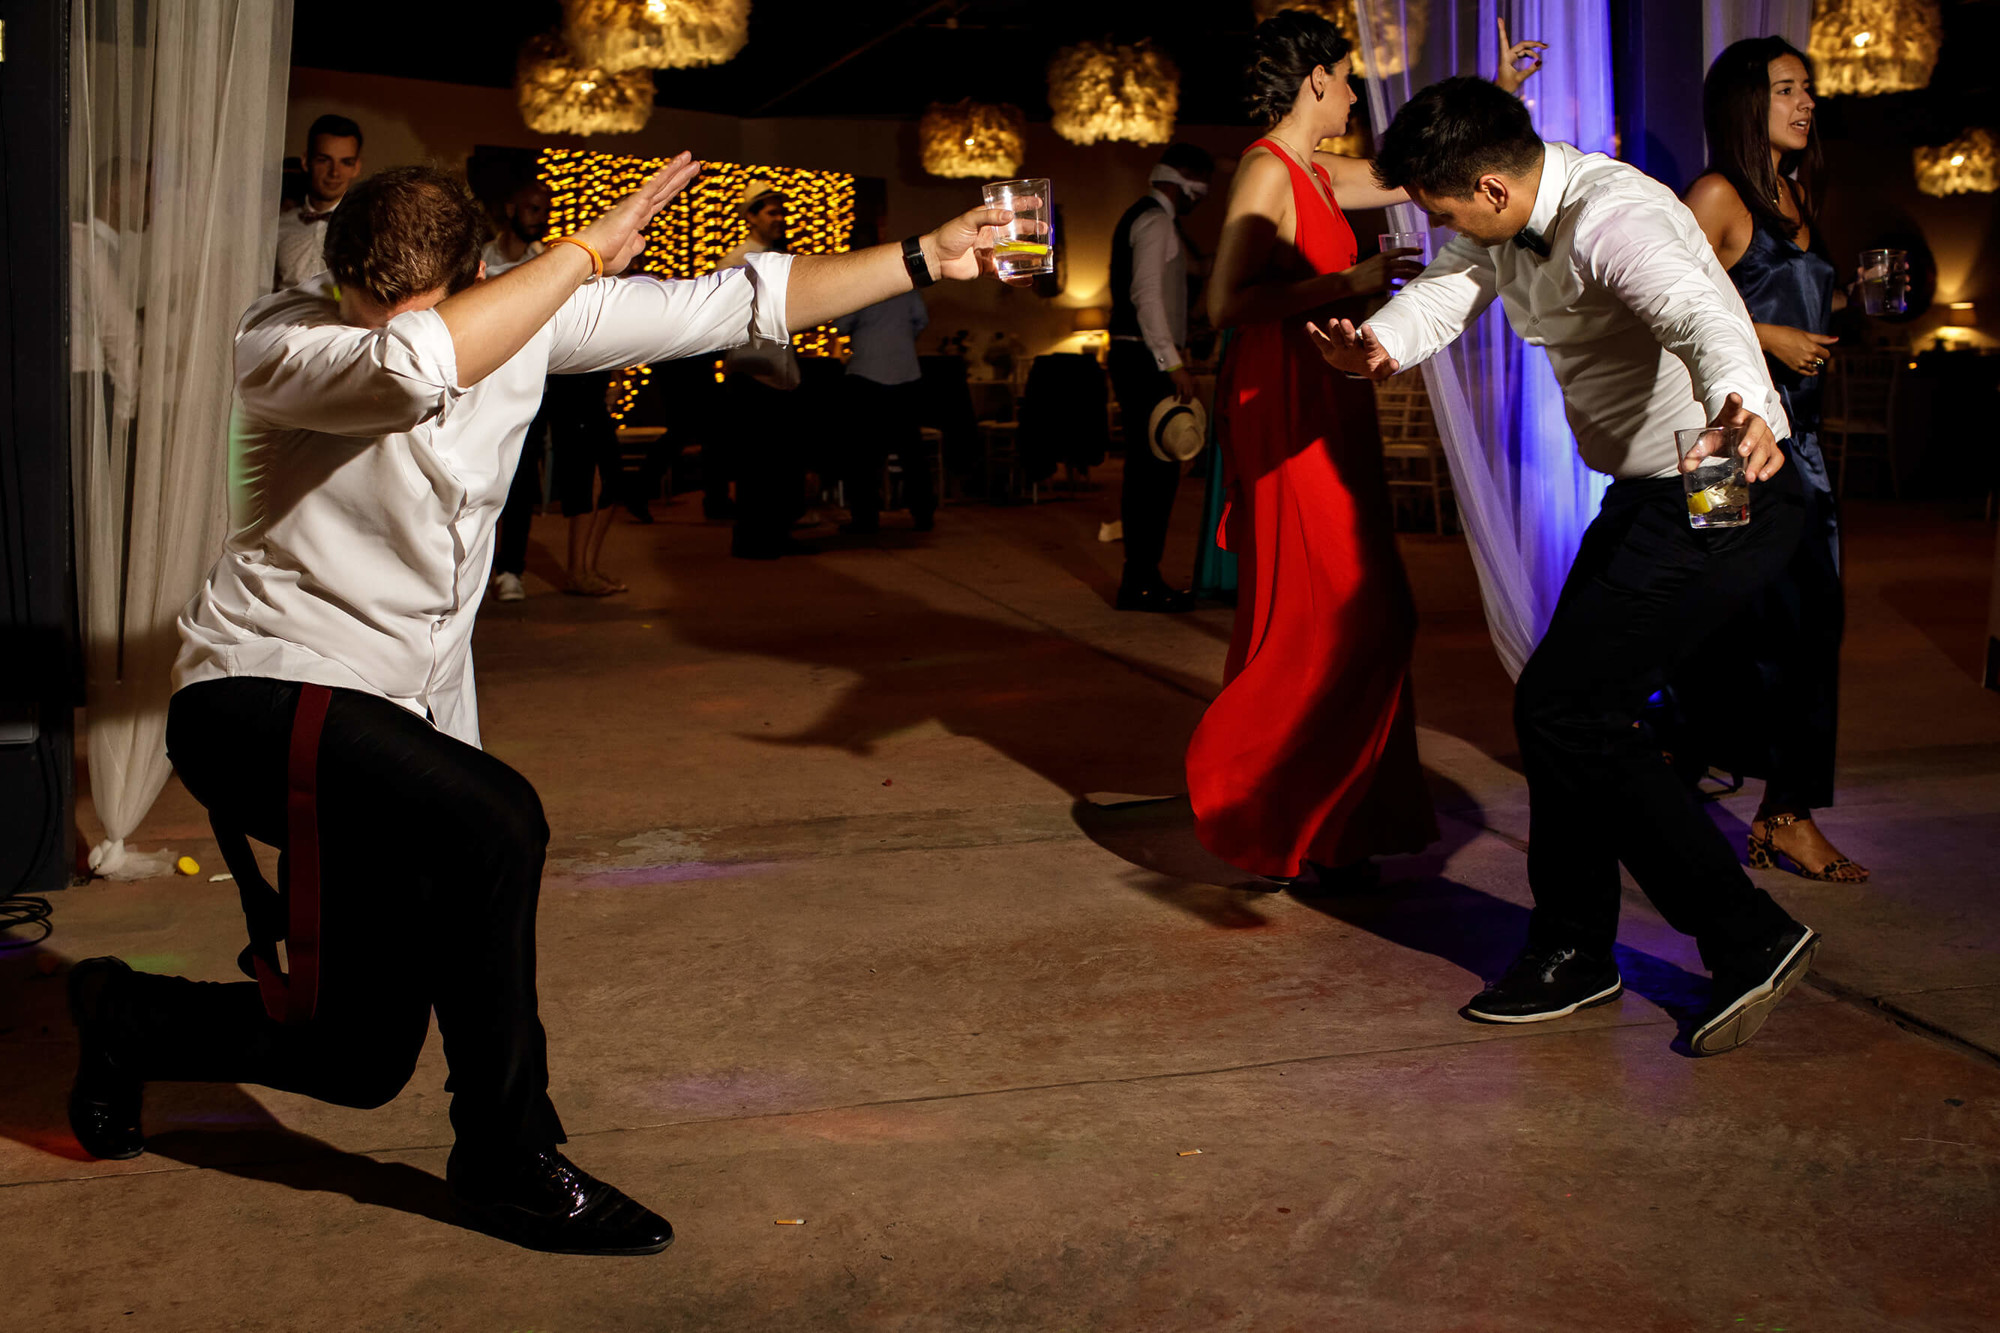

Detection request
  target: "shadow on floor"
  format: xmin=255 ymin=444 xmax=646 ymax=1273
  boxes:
xmin=0 ymin=948 xmax=457 ymax=1229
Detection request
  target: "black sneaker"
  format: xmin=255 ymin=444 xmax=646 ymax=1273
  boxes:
xmin=1689 ymin=925 xmax=1820 ymax=1056
xmin=448 ymin=1146 xmax=674 ymax=1256
xmin=1462 ymin=945 xmax=1624 ymax=1024
xmin=68 ymin=957 xmax=146 ymax=1160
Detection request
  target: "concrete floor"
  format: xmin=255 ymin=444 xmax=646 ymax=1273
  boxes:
xmin=5 ymin=473 xmax=1999 ymax=1331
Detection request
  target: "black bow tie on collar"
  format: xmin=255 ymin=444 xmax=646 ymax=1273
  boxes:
xmin=1514 ymin=226 xmax=1552 ymax=259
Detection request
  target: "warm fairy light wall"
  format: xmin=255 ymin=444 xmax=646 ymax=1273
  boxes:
xmin=538 ymin=147 xmax=855 ymax=414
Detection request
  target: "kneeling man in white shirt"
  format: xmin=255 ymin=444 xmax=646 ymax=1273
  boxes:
xmin=65 ymin=156 xmax=1027 ymax=1255
xmin=1312 ymin=77 xmax=1819 ymax=1057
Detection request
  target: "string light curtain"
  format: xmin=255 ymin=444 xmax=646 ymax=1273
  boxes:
xmin=1915 ymin=128 xmax=1998 ymax=196
xmin=919 ymin=100 xmax=1027 ymax=178
xmin=538 ymin=147 xmax=855 ymax=362
xmin=1251 ymin=0 xmax=1429 ymax=77
xmin=517 ymin=33 xmax=655 ymax=135
xmin=1047 ymin=41 xmax=1179 ymax=146
xmin=561 ymin=0 xmax=751 ymax=73
xmin=1807 ymin=0 xmax=1941 ymax=96
xmin=1352 ymin=0 xmax=1616 ymax=679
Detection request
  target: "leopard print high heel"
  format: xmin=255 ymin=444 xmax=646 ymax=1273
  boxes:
xmin=1747 ymin=813 xmax=1871 ymax=883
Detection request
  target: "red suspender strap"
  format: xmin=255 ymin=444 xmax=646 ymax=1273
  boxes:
xmin=253 ymin=682 xmax=333 ymax=1024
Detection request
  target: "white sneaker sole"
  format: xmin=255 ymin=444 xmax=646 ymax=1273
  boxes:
xmin=1690 ymin=930 xmax=1821 ymax=1056
xmin=1462 ymin=978 xmax=1624 ymax=1025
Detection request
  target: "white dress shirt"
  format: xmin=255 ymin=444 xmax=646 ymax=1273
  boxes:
xmin=1117 ymin=189 xmax=1189 ymax=372
xmin=70 ymin=218 xmax=139 ymax=416
xmin=273 ymin=197 xmax=339 ymax=290
xmin=480 ymin=237 xmax=546 ymax=279
xmin=175 ymin=254 xmax=796 ymax=745
xmin=1369 ymin=142 xmax=1788 ymax=480
xmin=714 ymin=236 xmax=800 ymax=390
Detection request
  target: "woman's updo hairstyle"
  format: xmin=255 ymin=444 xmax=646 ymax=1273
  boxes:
xmin=1246 ymin=9 xmax=1354 ymax=125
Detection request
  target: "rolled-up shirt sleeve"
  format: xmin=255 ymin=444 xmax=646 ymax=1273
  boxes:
xmin=546 ymin=251 xmax=796 ymax=374
xmin=1574 ymin=197 xmax=1790 ymax=437
xmin=234 ymin=305 xmax=463 ymax=437
xmin=1367 ymin=235 xmax=1500 ymax=371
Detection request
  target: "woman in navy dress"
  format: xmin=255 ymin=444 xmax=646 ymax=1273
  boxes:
xmin=1679 ymin=36 xmax=1867 ymax=882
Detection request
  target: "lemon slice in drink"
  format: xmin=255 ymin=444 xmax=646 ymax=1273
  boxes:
xmin=993 ymin=241 xmax=1051 ymax=256
xmin=1687 ymin=488 xmax=1714 ymax=516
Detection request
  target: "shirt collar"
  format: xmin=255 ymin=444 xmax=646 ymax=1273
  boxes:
xmin=1523 ymin=141 xmax=1568 ymax=244
xmin=1148 ymin=186 xmax=1173 ymax=213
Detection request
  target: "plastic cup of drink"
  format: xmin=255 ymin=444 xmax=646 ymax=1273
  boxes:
xmin=1676 ymin=425 xmax=1750 ymax=529
xmin=1379 ymin=230 xmax=1428 ymax=290
xmin=1860 ymin=248 xmax=1908 ymax=316
xmin=983 ymin=178 xmax=1054 ymax=281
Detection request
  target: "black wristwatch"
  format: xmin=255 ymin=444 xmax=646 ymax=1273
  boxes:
xmin=901 ymin=235 xmax=936 ymax=289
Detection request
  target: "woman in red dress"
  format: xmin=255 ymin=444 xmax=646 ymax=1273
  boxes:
xmin=1187 ymin=11 xmax=1447 ymax=883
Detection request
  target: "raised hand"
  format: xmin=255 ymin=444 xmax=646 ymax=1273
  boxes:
xmin=1305 ymin=318 xmax=1401 ymax=381
xmin=575 ymin=151 xmax=703 ymax=275
xmin=1698 ymin=391 xmax=1786 ymax=482
xmin=1762 ymin=325 xmax=1838 ymax=376
xmin=1347 ymin=247 xmax=1427 ymax=297
xmin=1495 ymin=17 xmax=1547 ymax=95
xmin=930 ymin=197 xmax=1044 ymax=287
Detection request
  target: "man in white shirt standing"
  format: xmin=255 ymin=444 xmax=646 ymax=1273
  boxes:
xmin=714 ymin=179 xmax=808 ymax=558
xmin=1107 ymin=143 xmax=1213 ymax=612
xmin=64 ymin=157 xmax=1031 ymax=1255
xmin=272 ymin=114 xmax=363 ymax=290
xmin=1312 ymin=78 xmax=1818 ymax=1057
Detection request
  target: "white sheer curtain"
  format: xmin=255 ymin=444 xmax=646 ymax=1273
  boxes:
xmin=1703 ymin=0 xmax=1813 ymax=63
xmin=70 ymin=0 xmax=293 ymax=877
xmin=1354 ymin=0 xmax=1616 ymax=678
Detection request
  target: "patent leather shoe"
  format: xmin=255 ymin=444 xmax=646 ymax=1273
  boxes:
xmin=67 ymin=957 xmax=146 ymax=1160
xmin=448 ymin=1146 xmax=674 ymax=1256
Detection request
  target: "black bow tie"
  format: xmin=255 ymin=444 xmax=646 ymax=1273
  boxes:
xmin=297 ymin=208 xmax=335 ymax=225
xmin=1514 ymin=226 xmax=1551 ymax=259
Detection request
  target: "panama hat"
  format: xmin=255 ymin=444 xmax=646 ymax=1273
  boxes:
xmin=1147 ymin=395 xmax=1208 ymax=463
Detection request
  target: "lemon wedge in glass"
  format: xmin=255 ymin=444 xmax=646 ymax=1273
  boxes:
xmin=1687 ymin=488 xmax=1714 ymax=516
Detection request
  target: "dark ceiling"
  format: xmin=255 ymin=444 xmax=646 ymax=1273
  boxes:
xmin=290 ymin=0 xmax=1266 ymax=125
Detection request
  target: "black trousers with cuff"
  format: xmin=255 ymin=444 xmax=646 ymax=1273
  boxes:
xmin=842 ymin=374 xmax=934 ymax=527
xmin=1108 ymin=340 xmax=1184 ymax=588
xmin=1516 ymin=468 xmax=1806 ymax=972
xmin=142 ymin=677 xmax=565 ymax=1151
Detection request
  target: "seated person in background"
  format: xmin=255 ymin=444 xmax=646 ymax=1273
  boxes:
xmin=66 ymin=157 xmax=1030 ymax=1255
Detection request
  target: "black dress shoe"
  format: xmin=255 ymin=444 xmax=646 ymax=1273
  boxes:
xmin=1115 ymin=583 xmax=1196 ymax=613
xmin=68 ymin=957 xmax=146 ymax=1160
xmin=1689 ymin=925 xmax=1820 ymax=1056
xmin=448 ymin=1146 xmax=674 ymax=1256
xmin=1462 ymin=945 xmax=1623 ymax=1024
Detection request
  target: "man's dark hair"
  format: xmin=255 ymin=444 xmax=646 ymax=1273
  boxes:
xmin=1704 ymin=36 xmax=1820 ymax=242
xmin=323 ymin=166 xmax=484 ymax=305
xmin=1159 ymin=142 xmax=1215 ymax=177
xmin=1372 ymin=76 xmax=1543 ymax=198
xmin=1245 ymin=10 xmax=1353 ymax=125
xmin=306 ymin=114 xmax=364 ymax=154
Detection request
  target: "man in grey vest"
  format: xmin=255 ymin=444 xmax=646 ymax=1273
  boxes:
xmin=1108 ymin=143 xmax=1214 ymax=612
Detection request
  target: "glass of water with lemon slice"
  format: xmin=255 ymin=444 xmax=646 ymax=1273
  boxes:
xmin=1676 ymin=425 xmax=1750 ymax=528
xmin=982 ymin=178 xmax=1054 ymax=281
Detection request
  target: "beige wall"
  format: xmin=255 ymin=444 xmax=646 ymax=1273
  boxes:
xmin=286 ymin=67 xmax=1257 ymax=359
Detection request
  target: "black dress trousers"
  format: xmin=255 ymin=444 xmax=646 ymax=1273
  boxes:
xmin=146 ymin=677 xmax=566 ymax=1151
xmin=1515 ymin=468 xmax=1807 ymax=971
xmin=1108 ymin=340 xmax=1184 ymax=586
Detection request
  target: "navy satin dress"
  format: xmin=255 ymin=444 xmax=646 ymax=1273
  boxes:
xmin=1733 ymin=224 xmax=1838 ymax=512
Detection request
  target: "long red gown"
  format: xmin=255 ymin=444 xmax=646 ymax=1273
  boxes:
xmin=1186 ymin=141 xmax=1438 ymax=878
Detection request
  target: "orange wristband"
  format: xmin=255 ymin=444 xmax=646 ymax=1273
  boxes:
xmin=549 ymin=235 xmax=604 ymax=279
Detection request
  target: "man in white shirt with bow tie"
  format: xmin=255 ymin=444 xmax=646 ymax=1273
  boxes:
xmin=65 ymin=155 xmax=1031 ymax=1256
xmin=272 ymin=114 xmax=363 ymax=290
xmin=1312 ymin=77 xmax=1818 ymax=1058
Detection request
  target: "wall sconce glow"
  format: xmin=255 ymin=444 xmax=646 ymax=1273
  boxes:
xmin=919 ymin=100 xmax=1027 ymax=178
xmin=1915 ymin=128 xmax=1997 ymax=197
xmin=1809 ymin=0 xmax=1940 ymax=96
xmin=561 ymin=0 xmax=750 ymax=73
xmin=1250 ymin=0 xmax=1429 ymax=78
xmin=516 ymin=33 xmax=654 ymax=135
xmin=1047 ymin=40 xmax=1179 ymax=146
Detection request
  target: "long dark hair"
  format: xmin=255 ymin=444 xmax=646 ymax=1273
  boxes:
xmin=1245 ymin=10 xmax=1353 ymax=126
xmin=1703 ymin=36 xmax=1822 ymax=242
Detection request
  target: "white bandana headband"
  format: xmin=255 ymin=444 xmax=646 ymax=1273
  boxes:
xmin=1151 ymin=163 xmax=1209 ymax=201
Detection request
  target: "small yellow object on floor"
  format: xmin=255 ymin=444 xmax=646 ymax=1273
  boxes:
xmin=774 ymin=1218 xmax=805 ymax=1225
xmin=175 ymin=855 xmax=200 ymax=876
xmin=1177 ymin=1149 xmax=1204 ymax=1157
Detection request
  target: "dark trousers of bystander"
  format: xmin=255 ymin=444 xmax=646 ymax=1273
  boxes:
xmin=133 ymin=677 xmax=566 ymax=1151
xmin=841 ymin=374 xmax=934 ymax=530
xmin=728 ymin=374 xmax=804 ymax=558
xmin=493 ymin=397 xmax=552 ymax=578
xmin=1107 ymin=340 xmax=1183 ymax=590
xmin=1516 ymin=469 xmax=1808 ymax=972
xmin=549 ymin=373 xmax=625 ymax=518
